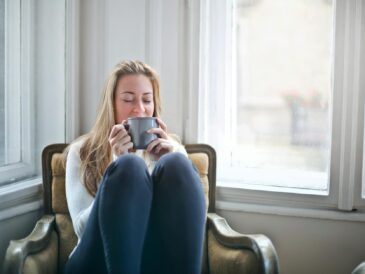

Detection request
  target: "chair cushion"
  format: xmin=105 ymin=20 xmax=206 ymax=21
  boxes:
xmin=188 ymin=152 xmax=210 ymax=210
xmin=54 ymin=214 xmax=78 ymax=274
xmin=51 ymin=154 xmax=68 ymax=214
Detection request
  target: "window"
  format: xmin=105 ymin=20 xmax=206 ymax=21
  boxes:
xmin=232 ymin=0 xmax=332 ymax=191
xmin=0 ymin=0 xmax=66 ymax=187
xmin=0 ymin=0 xmax=34 ymax=185
xmin=195 ymin=0 xmax=365 ymax=211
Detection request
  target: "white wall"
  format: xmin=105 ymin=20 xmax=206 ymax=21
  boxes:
xmin=219 ymin=209 xmax=365 ymax=274
xmin=35 ymin=0 xmax=66 ymax=173
xmin=78 ymin=0 xmax=185 ymax=137
xmin=78 ymin=0 xmax=148 ymax=134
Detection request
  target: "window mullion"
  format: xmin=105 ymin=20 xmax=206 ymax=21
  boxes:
xmin=21 ymin=0 xmax=34 ymax=167
xmin=334 ymin=0 xmax=365 ymax=211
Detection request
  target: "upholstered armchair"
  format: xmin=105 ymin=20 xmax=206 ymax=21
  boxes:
xmin=3 ymin=143 xmax=279 ymax=274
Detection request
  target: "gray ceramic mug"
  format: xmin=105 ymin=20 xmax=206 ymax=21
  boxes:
xmin=125 ymin=117 xmax=159 ymax=149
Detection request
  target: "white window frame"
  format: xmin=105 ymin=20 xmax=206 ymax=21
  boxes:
xmin=1 ymin=0 xmax=35 ymax=185
xmin=185 ymin=0 xmax=365 ymax=217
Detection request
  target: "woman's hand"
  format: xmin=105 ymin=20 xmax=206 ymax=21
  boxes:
xmin=146 ymin=118 xmax=177 ymax=158
xmin=108 ymin=122 xmax=133 ymax=156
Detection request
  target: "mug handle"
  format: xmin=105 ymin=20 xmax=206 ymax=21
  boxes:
xmin=123 ymin=123 xmax=130 ymax=131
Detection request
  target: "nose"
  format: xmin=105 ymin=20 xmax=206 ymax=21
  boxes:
xmin=132 ymin=100 xmax=145 ymax=116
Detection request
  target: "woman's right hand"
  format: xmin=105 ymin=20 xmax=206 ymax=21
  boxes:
xmin=108 ymin=122 xmax=133 ymax=156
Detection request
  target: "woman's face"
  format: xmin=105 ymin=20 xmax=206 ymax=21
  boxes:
xmin=114 ymin=74 xmax=154 ymax=124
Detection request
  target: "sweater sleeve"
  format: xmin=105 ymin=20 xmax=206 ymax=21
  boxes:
xmin=169 ymin=134 xmax=188 ymax=157
xmin=65 ymin=140 xmax=94 ymax=240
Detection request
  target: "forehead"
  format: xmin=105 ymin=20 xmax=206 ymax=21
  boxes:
xmin=116 ymin=74 xmax=153 ymax=94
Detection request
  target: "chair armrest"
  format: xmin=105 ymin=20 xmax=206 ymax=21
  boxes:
xmin=353 ymin=262 xmax=365 ymax=274
xmin=3 ymin=215 xmax=55 ymax=274
xmin=207 ymin=213 xmax=279 ymax=274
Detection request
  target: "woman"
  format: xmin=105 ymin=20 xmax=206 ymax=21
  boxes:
xmin=64 ymin=60 xmax=206 ymax=274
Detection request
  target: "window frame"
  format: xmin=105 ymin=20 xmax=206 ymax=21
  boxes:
xmin=185 ymin=0 xmax=365 ymax=215
xmin=0 ymin=0 xmax=36 ymax=185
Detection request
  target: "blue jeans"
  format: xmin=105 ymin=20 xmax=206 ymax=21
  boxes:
xmin=64 ymin=152 xmax=206 ymax=274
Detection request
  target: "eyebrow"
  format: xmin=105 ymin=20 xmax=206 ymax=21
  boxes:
xmin=120 ymin=91 xmax=152 ymax=95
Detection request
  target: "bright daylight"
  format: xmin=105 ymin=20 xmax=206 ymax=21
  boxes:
xmin=233 ymin=0 xmax=333 ymax=190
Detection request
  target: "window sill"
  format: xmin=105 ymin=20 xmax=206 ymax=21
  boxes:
xmin=217 ymin=200 xmax=365 ymax=223
xmin=216 ymin=184 xmax=365 ymax=223
xmin=218 ymin=180 xmax=329 ymax=196
xmin=0 ymin=177 xmax=43 ymax=221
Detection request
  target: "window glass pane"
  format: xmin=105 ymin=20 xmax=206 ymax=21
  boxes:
xmin=234 ymin=0 xmax=334 ymax=190
xmin=0 ymin=0 xmax=4 ymax=166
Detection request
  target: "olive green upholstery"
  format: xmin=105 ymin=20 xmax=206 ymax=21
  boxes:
xmin=3 ymin=143 xmax=279 ymax=274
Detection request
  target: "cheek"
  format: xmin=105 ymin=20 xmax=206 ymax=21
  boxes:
xmin=147 ymin=103 xmax=154 ymax=115
xmin=114 ymin=102 xmax=130 ymax=123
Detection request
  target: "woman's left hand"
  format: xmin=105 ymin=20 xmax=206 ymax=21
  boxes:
xmin=146 ymin=118 xmax=177 ymax=158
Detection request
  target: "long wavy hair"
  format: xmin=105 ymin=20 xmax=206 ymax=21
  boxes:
xmin=71 ymin=60 xmax=161 ymax=196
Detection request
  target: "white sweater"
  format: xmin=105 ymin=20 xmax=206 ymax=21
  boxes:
xmin=65 ymin=138 xmax=187 ymax=256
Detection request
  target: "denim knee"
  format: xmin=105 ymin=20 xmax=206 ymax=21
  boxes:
xmin=158 ymin=152 xmax=191 ymax=169
xmin=101 ymin=154 xmax=151 ymax=192
xmin=104 ymin=154 xmax=146 ymax=177
xmin=153 ymin=152 xmax=199 ymax=186
xmin=114 ymin=154 xmax=147 ymax=172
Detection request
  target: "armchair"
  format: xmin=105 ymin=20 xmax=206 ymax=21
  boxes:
xmin=3 ymin=143 xmax=279 ymax=274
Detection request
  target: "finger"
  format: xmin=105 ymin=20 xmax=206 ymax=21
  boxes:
xmin=109 ymin=124 xmax=126 ymax=139
xmin=155 ymin=143 xmax=162 ymax=154
xmin=146 ymin=138 xmax=163 ymax=152
xmin=117 ymin=133 xmax=132 ymax=145
xmin=115 ymin=141 xmax=133 ymax=155
xmin=155 ymin=142 xmax=173 ymax=154
xmin=109 ymin=131 xmax=130 ymax=147
xmin=147 ymin=127 xmax=168 ymax=139
xmin=109 ymin=126 xmax=122 ymax=140
xmin=156 ymin=117 xmax=167 ymax=131
xmin=147 ymin=139 xmax=173 ymax=154
xmin=109 ymin=136 xmax=120 ymax=147
xmin=121 ymin=142 xmax=133 ymax=152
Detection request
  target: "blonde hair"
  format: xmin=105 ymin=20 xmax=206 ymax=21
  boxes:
xmin=72 ymin=60 xmax=161 ymax=196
